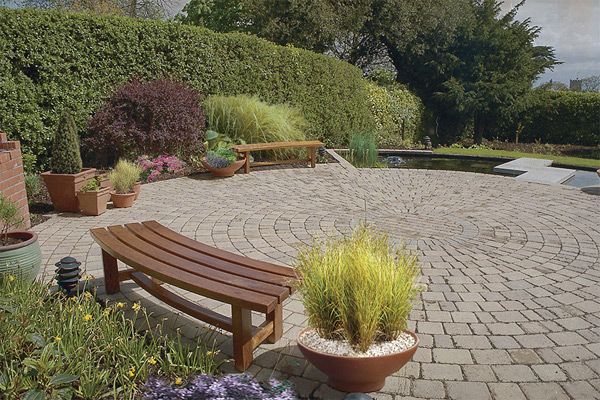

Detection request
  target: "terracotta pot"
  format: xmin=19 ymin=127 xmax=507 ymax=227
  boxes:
xmin=297 ymin=327 xmax=419 ymax=393
xmin=110 ymin=192 xmax=136 ymax=208
xmin=0 ymin=231 xmax=42 ymax=281
xmin=41 ymin=168 xmax=97 ymax=212
xmin=99 ymin=177 xmax=113 ymax=192
xmin=200 ymin=157 xmax=246 ymax=178
xmin=77 ymin=187 xmax=111 ymax=216
xmin=133 ymin=181 xmax=141 ymax=200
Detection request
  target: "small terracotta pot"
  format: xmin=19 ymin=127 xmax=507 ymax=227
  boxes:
xmin=297 ymin=327 xmax=419 ymax=393
xmin=110 ymin=192 xmax=136 ymax=208
xmin=77 ymin=187 xmax=111 ymax=216
xmin=200 ymin=157 xmax=246 ymax=178
xmin=133 ymin=181 xmax=141 ymax=200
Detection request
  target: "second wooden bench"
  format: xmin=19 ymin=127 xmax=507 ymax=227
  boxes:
xmin=230 ymin=140 xmax=325 ymax=173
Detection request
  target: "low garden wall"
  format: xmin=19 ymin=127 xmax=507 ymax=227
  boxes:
xmin=0 ymin=133 xmax=30 ymax=229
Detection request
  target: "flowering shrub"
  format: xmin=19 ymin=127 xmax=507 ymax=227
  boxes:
xmin=144 ymin=374 xmax=297 ymax=400
xmin=86 ymin=78 xmax=206 ymax=167
xmin=204 ymin=148 xmax=237 ymax=169
xmin=138 ymin=154 xmax=188 ymax=182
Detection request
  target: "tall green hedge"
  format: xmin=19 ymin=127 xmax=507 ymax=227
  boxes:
xmin=489 ymin=90 xmax=600 ymax=146
xmin=0 ymin=7 xmax=374 ymax=169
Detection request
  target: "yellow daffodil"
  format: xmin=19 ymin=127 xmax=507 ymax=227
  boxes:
xmin=55 ymin=336 xmax=62 ymax=342
xmin=128 ymin=371 xmax=134 ymax=377
xmin=84 ymin=291 xmax=92 ymax=298
xmin=83 ymin=274 xmax=90 ymax=281
xmin=148 ymin=356 xmax=157 ymax=365
xmin=83 ymin=314 xmax=92 ymax=322
xmin=117 ymin=302 xmax=125 ymax=308
xmin=175 ymin=378 xmax=182 ymax=385
xmin=103 ymin=309 xmax=110 ymax=316
xmin=106 ymin=344 xmax=111 ymax=351
xmin=8 ymin=276 xmax=14 ymax=282
xmin=132 ymin=303 xmax=141 ymax=311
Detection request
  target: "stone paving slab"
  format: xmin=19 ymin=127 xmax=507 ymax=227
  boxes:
xmin=33 ymin=162 xmax=600 ymax=399
xmin=514 ymin=167 xmax=576 ymax=185
xmin=493 ymin=158 xmax=553 ymax=175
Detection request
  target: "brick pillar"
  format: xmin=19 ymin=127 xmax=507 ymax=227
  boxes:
xmin=0 ymin=133 xmax=30 ymax=229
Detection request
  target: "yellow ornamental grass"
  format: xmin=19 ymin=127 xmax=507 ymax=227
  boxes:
xmin=294 ymin=224 xmax=423 ymax=352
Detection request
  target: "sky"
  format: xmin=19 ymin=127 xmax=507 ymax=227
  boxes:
xmin=4 ymin=0 xmax=599 ymax=85
xmin=501 ymin=0 xmax=600 ymax=85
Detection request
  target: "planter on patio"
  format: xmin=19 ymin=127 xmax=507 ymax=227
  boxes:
xmin=77 ymin=187 xmax=111 ymax=216
xmin=200 ymin=157 xmax=246 ymax=178
xmin=41 ymin=168 xmax=97 ymax=212
xmin=0 ymin=231 xmax=42 ymax=281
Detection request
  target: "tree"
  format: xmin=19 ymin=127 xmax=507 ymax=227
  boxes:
xmin=21 ymin=0 xmax=172 ymax=18
xmin=178 ymin=0 xmax=250 ymax=32
xmin=581 ymin=75 xmax=600 ymax=93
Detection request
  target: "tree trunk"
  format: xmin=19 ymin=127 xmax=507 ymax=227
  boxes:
xmin=474 ymin=113 xmax=485 ymax=145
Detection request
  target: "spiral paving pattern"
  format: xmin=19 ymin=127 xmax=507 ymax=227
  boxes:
xmin=35 ymin=162 xmax=600 ymax=399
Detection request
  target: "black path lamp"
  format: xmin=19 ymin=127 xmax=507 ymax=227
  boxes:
xmin=55 ymin=256 xmax=82 ymax=295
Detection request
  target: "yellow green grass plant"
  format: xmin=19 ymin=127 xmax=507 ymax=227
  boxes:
xmin=203 ymin=95 xmax=308 ymax=160
xmin=294 ymin=224 xmax=423 ymax=352
xmin=108 ymin=159 xmax=142 ymax=194
xmin=347 ymin=131 xmax=379 ymax=168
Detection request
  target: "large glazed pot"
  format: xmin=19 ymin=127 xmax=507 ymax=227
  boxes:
xmin=200 ymin=158 xmax=246 ymax=178
xmin=0 ymin=231 xmax=42 ymax=281
xmin=41 ymin=168 xmax=97 ymax=212
xmin=297 ymin=327 xmax=419 ymax=393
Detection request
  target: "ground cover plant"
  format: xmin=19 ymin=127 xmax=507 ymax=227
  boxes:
xmin=434 ymin=147 xmax=600 ymax=169
xmin=137 ymin=154 xmax=188 ymax=183
xmin=203 ymin=94 xmax=308 ymax=160
xmin=203 ymin=148 xmax=237 ymax=169
xmin=86 ymin=79 xmax=207 ymax=167
xmin=0 ymin=276 xmax=219 ymax=399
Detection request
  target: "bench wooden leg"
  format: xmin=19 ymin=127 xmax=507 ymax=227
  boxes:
xmin=232 ymin=305 xmax=253 ymax=371
xmin=266 ymin=303 xmax=283 ymax=343
xmin=308 ymin=146 xmax=316 ymax=168
xmin=102 ymin=249 xmax=120 ymax=294
xmin=243 ymin=151 xmax=250 ymax=173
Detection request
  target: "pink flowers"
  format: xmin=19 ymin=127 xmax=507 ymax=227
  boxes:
xmin=137 ymin=154 xmax=187 ymax=182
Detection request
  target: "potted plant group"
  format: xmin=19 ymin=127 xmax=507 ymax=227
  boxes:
xmin=294 ymin=224 xmax=423 ymax=392
xmin=76 ymin=177 xmax=111 ymax=216
xmin=200 ymin=147 xmax=246 ymax=178
xmin=108 ymin=159 xmax=142 ymax=208
xmin=0 ymin=194 xmax=42 ymax=281
xmin=41 ymin=109 xmax=96 ymax=212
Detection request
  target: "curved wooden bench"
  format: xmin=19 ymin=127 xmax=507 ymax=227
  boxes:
xmin=230 ymin=140 xmax=325 ymax=173
xmin=90 ymin=220 xmax=297 ymax=372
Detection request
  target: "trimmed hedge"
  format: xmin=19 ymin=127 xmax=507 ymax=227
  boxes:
xmin=490 ymin=90 xmax=600 ymax=146
xmin=0 ymin=7 xmax=374 ymax=169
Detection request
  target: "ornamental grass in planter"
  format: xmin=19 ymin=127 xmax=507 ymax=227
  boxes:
xmin=108 ymin=160 xmax=142 ymax=208
xmin=294 ymin=224 xmax=423 ymax=392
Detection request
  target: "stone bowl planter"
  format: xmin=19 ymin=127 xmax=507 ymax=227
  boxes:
xmin=0 ymin=231 xmax=42 ymax=281
xmin=297 ymin=327 xmax=420 ymax=393
xmin=200 ymin=157 xmax=246 ymax=178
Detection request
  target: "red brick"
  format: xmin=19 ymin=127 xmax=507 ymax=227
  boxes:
xmin=0 ymin=133 xmax=6 ymax=141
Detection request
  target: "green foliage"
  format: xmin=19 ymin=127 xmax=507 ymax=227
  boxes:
xmin=294 ymin=224 xmax=423 ymax=352
xmin=365 ymin=80 xmax=423 ymax=147
xmin=21 ymin=154 xmax=38 ymax=174
xmin=178 ymin=0 xmax=250 ymax=33
xmin=24 ymin=174 xmax=41 ymax=204
xmin=0 ymin=194 xmax=24 ymax=246
xmin=203 ymin=95 xmax=308 ymax=159
xmin=49 ymin=110 xmax=82 ymax=174
xmin=0 ymin=8 xmax=374 ymax=168
xmin=108 ymin=159 xmax=141 ymax=194
xmin=347 ymin=131 xmax=379 ymax=168
xmin=0 ymin=277 xmax=218 ymax=399
xmin=79 ymin=176 xmax=102 ymax=193
xmin=203 ymin=130 xmax=247 ymax=152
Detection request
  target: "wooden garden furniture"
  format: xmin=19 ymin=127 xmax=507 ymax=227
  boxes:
xmin=230 ymin=140 xmax=325 ymax=173
xmin=90 ymin=220 xmax=297 ymax=372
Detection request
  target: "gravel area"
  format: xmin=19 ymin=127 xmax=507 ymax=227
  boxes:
xmin=299 ymin=329 xmax=416 ymax=358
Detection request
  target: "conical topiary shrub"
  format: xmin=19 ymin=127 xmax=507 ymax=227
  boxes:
xmin=50 ymin=109 xmax=82 ymax=174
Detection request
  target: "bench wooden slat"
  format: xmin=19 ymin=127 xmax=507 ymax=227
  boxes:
xmin=125 ymin=223 xmax=293 ymax=291
xmin=131 ymin=271 xmax=233 ymax=332
xmin=142 ymin=221 xmax=297 ymax=280
xmin=90 ymin=228 xmax=277 ymax=313
xmin=230 ymin=140 xmax=324 ymax=152
xmin=107 ymin=225 xmax=290 ymax=302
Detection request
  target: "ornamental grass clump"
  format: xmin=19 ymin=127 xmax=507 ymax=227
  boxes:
xmin=204 ymin=148 xmax=237 ymax=169
xmin=0 ymin=276 xmax=218 ymax=399
xmin=348 ymin=131 xmax=379 ymax=168
xmin=294 ymin=224 xmax=423 ymax=353
xmin=108 ymin=159 xmax=142 ymax=194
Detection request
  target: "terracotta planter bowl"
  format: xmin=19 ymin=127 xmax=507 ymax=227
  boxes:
xmin=200 ymin=157 xmax=246 ymax=178
xmin=297 ymin=327 xmax=420 ymax=393
xmin=133 ymin=181 xmax=141 ymax=200
xmin=110 ymin=192 xmax=136 ymax=208
xmin=0 ymin=231 xmax=42 ymax=281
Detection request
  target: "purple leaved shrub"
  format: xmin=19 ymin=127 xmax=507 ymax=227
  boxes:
xmin=85 ymin=78 xmax=206 ymax=167
xmin=144 ymin=374 xmax=298 ymax=400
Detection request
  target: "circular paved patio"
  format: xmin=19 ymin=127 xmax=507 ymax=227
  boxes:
xmin=35 ymin=160 xmax=600 ymax=399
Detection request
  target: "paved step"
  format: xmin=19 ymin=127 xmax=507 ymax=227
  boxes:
xmin=514 ymin=167 xmax=575 ymax=184
xmin=493 ymin=158 xmax=553 ymax=175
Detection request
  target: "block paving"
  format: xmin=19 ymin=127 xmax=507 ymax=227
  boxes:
xmin=34 ymin=159 xmax=600 ymax=399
